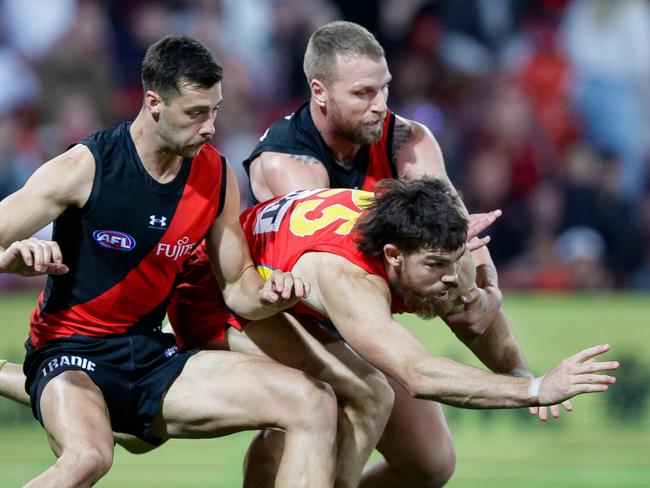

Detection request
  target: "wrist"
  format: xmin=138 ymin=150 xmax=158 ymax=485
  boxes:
xmin=527 ymin=375 xmax=545 ymax=407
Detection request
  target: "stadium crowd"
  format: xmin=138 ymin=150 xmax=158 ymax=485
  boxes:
xmin=0 ymin=0 xmax=649 ymax=290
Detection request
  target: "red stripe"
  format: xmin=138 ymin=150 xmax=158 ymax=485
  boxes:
xmin=30 ymin=145 xmax=224 ymax=347
xmin=363 ymin=111 xmax=394 ymax=191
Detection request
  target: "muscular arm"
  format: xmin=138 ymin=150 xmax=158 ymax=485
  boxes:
xmin=294 ymin=252 xmax=617 ymax=408
xmin=207 ymin=163 xmax=306 ymax=320
xmin=248 ymin=152 xmax=330 ymax=202
xmin=293 ymin=252 xmax=531 ymax=409
xmin=0 ymin=144 xmax=94 ymax=273
xmin=393 ymin=115 xmax=501 ymax=328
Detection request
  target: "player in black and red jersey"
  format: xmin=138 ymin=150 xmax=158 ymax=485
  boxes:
xmin=0 ymin=35 xmax=337 ymax=488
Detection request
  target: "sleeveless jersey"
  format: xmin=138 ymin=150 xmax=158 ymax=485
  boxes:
xmin=29 ymin=122 xmax=227 ymax=348
xmin=239 ymin=188 xmax=408 ymax=318
xmin=243 ymin=102 xmax=397 ymax=206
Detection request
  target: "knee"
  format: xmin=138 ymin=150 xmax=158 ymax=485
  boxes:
xmin=413 ymin=442 xmax=456 ymax=488
xmin=348 ymin=370 xmax=394 ymax=426
xmin=57 ymin=445 xmax=114 ymax=485
xmin=287 ymin=379 xmax=338 ymax=432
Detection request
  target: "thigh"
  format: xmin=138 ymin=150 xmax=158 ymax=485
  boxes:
xmin=151 ymin=349 xmax=328 ymax=439
xmin=376 ymin=377 xmax=454 ymax=470
xmin=229 ymin=313 xmax=386 ymax=401
xmin=39 ymin=370 xmax=114 ymax=456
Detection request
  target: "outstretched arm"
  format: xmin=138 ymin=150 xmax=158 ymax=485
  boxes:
xmin=294 ymin=252 xmax=618 ymax=409
xmin=207 ymin=163 xmax=309 ymax=320
xmin=0 ymin=144 xmax=94 ymax=275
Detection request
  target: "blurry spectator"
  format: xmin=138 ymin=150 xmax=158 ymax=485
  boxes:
xmin=562 ymin=0 xmax=650 ymax=205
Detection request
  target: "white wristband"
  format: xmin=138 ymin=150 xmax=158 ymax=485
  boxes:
xmin=527 ymin=375 xmax=545 ymax=406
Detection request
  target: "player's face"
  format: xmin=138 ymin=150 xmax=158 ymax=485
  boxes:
xmin=391 ymin=245 xmax=465 ymax=319
xmin=157 ymin=82 xmax=222 ymax=157
xmin=326 ymin=54 xmax=391 ymax=145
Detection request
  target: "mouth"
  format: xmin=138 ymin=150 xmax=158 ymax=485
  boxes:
xmin=434 ymin=290 xmax=449 ymax=300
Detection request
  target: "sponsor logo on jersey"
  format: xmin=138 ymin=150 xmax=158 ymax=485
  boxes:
xmin=40 ymin=355 xmax=96 ymax=378
xmin=163 ymin=345 xmax=180 ymax=358
xmin=149 ymin=215 xmax=168 ymax=229
xmin=156 ymin=236 xmax=195 ymax=261
xmin=93 ymin=230 xmax=137 ymax=251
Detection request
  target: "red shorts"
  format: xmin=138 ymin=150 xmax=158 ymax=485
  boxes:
xmin=167 ymin=241 xmax=245 ymax=349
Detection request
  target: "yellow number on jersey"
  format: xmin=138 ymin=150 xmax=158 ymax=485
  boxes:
xmin=289 ymin=189 xmax=373 ymax=237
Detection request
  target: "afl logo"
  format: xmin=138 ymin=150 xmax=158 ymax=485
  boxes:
xmin=92 ymin=230 xmax=137 ymax=252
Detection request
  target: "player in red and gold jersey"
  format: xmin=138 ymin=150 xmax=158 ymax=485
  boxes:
xmin=237 ymin=179 xmax=619 ymax=487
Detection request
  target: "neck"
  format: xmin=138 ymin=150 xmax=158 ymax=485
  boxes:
xmin=309 ymin=100 xmax=360 ymax=167
xmin=129 ymin=110 xmax=183 ymax=183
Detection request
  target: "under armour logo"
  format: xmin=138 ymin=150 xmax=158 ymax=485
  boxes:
xmin=149 ymin=215 xmax=167 ymax=229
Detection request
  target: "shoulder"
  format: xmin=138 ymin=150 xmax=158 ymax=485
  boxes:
xmin=37 ymin=144 xmax=96 ymax=208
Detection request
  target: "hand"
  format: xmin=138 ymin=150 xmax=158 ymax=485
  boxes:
xmin=529 ymin=400 xmax=573 ymax=422
xmin=445 ymin=286 xmax=502 ymax=335
xmin=0 ymin=238 xmax=69 ymax=276
xmin=260 ymin=269 xmax=310 ymax=310
xmin=466 ymin=210 xmax=501 ymax=252
xmin=538 ymin=344 xmax=619 ymax=406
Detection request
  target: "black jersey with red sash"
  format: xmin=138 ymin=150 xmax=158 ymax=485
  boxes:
xmin=29 ymin=122 xmax=227 ymax=348
xmin=243 ymin=102 xmax=397 ymax=206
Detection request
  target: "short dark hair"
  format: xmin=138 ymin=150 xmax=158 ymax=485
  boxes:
xmin=141 ymin=35 xmax=223 ymax=102
xmin=355 ymin=178 xmax=468 ymax=256
xmin=303 ymin=21 xmax=384 ymax=85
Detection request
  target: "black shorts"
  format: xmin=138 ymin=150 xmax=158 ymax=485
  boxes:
xmin=24 ymin=330 xmax=197 ymax=445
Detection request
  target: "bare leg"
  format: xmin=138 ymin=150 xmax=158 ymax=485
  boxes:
xmin=359 ymin=377 xmax=456 ymax=488
xmin=24 ymin=371 xmax=115 ymax=487
xmin=0 ymin=359 xmax=159 ymax=455
xmin=0 ymin=360 xmax=30 ymax=405
xmin=152 ymin=349 xmax=338 ymax=488
xmin=231 ymin=313 xmax=394 ymax=488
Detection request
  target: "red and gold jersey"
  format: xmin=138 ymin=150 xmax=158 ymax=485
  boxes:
xmin=240 ymin=188 xmax=407 ymax=318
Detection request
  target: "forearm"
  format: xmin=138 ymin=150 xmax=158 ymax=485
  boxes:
xmin=472 ymin=247 xmax=498 ymax=288
xmin=221 ymin=266 xmax=277 ymax=321
xmin=403 ymin=354 xmax=532 ymax=409
xmin=454 ymin=309 xmax=531 ymax=375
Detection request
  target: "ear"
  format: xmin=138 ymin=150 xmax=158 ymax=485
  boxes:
xmin=310 ymin=79 xmax=328 ymax=107
xmin=383 ymin=244 xmax=403 ymax=267
xmin=145 ymin=90 xmax=162 ymax=119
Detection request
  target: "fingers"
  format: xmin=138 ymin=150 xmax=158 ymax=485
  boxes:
xmin=569 ymin=344 xmax=612 ymax=364
xmin=6 ymin=238 xmax=66 ymax=275
xmin=467 ymin=235 xmax=491 ymax=252
xmin=575 ymin=374 xmax=617 ymax=385
xmin=460 ymin=288 xmax=480 ymax=305
xmin=467 ymin=209 xmax=502 ymax=238
xmin=561 ymin=400 xmax=573 ymax=412
xmin=266 ymin=270 xmax=310 ymax=302
xmin=578 ymin=360 xmax=620 ymax=374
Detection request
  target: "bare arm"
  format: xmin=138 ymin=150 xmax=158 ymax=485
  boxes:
xmin=394 ymin=115 xmax=501 ymax=332
xmin=293 ymin=252 xmax=618 ymax=409
xmin=0 ymin=144 xmax=94 ymax=275
xmin=207 ymin=163 xmax=308 ymax=320
xmin=248 ymin=152 xmax=330 ymax=202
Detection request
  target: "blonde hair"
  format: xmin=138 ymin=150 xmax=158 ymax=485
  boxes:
xmin=303 ymin=21 xmax=384 ymax=85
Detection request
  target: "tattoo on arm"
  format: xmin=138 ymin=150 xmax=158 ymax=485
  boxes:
xmin=289 ymin=154 xmax=324 ymax=166
xmin=392 ymin=119 xmax=414 ymax=165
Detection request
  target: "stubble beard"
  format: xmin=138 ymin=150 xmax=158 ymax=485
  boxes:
xmin=391 ymin=277 xmax=448 ymax=320
xmin=330 ymin=105 xmax=383 ymax=146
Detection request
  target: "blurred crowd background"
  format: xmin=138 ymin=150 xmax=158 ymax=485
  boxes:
xmin=1 ymin=0 xmax=649 ymax=291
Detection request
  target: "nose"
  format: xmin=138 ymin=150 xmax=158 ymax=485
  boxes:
xmin=372 ymin=90 xmax=388 ymax=114
xmin=441 ymin=266 xmax=459 ymax=288
xmin=199 ymin=116 xmax=216 ymax=138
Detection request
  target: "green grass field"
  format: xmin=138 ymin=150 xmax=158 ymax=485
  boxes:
xmin=1 ymin=290 xmax=648 ymax=487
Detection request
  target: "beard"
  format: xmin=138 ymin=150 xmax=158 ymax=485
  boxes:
xmin=391 ymin=276 xmax=452 ymax=320
xmin=329 ymin=104 xmax=383 ymax=146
